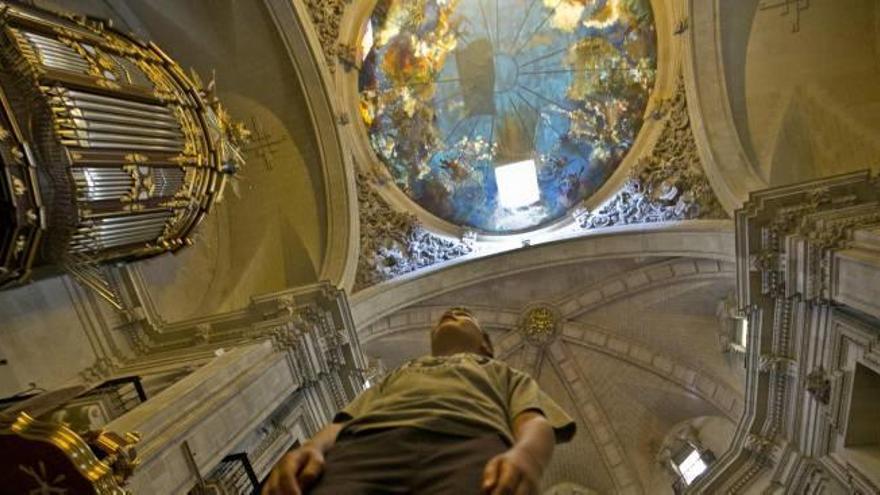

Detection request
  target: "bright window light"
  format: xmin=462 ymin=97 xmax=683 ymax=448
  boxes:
xmin=361 ymin=22 xmax=374 ymax=61
xmin=495 ymin=159 xmax=540 ymax=208
xmin=678 ymin=449 xmax=707 ymax=485
xmin=737 ymin=318 xmax=749 ymax=348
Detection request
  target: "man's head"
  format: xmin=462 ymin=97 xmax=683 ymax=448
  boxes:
xmin=430 ymin=307 xmax=494 ymax=358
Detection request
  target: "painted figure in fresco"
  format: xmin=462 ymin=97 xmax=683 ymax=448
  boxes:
xmin=262 ymin=307 xmax=576 ymax=495
xmin=359 ymin=0 xmax=658 ymax=233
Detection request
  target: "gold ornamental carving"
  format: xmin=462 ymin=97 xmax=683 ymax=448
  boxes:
xmin=520 ymin=305 xmax=560 ymax=347
xmin=0 ymin=411 xmax=140 ymax=494
xmin=303 ymin=0 xmax=351 ymax=73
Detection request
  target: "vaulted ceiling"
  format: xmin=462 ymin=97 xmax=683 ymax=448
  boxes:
xmin=1 ymin=1 xmax=878 ymax=492
xmin=351 ymin=225 xmax=742 ymax=493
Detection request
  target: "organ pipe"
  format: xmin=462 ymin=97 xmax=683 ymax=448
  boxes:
xmin=0 ymin=1 xmax=247 ymax=291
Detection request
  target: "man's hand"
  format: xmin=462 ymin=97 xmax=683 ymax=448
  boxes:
xmin=262 ymin=444 xmax=325 ymax=495
xmin=481 ymin=447 xmax=542 ymax=495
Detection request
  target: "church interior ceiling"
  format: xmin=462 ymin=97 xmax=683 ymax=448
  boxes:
xmin=2 ymin=0 xmax=878 ymax=492
xmin=359 ymin=0 xmax=657 ymax=233
xmin=356 ymin=253 xmax=744 ymax=492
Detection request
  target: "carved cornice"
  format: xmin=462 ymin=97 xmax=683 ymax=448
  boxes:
xmin=576 ymin=78 xmax=727 ymax=229
xmin=351 ymin=222 xmax=735 ymax=328
xmin=265 ymin=0 xmax=359 ymax=289
xmin=739 ymin=172 xmax=880 ymax=305
xmin=698 ymin=171 xmax=880 ymax=493
xmin=354 ymin=170 xmax=473 ymax=291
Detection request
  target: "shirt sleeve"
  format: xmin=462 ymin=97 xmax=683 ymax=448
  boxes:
xmin=507 ymin=368 xmax=577 ymax=444
xmin=332 ymin=381 xmax=380 ymax=424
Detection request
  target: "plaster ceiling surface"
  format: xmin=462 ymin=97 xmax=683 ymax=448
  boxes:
xmin=733 ymin=0 xmax=880 ymax=186
xmin=581 ymin=276 xmax=744 ymax=392
xmin=570 ymin=346 xmax=722 ymax=491
xmin=535 ymin=354 xmax=618 ymax=494
xmin=0 ymin=277 xmax=100 ymax=397
xmin=426 ymin=257 xmax=651 ymax=308
xmin=359 ymin=0 xmax=657 ymax=233
xmin=360 ymin=255 xmax=742 ymax=493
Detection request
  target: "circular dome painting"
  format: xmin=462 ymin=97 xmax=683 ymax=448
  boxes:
xmin=359 ymin=0 xmax=657 ymax=233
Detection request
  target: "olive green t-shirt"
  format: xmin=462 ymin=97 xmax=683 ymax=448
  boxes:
xmin=334 ymin=353 xmax=576 ymax=445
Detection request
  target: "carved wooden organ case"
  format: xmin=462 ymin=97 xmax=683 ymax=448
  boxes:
xmin=0 ymin=2 xmax=245 ymax=293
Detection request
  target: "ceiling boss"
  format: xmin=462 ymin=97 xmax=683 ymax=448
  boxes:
xmin=359 ymin=0 xmax=657 ymax=233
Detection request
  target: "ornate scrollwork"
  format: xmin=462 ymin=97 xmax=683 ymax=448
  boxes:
xmin=743 ymin=433 xmax=781 ymax=467
xmin=576 ymin=78 xmax=726 ymax=229
xmin=354 ymin=170 xmax=473 ymax=291
xmin=79 ymin=356 xmax=119 ymax=382
xmin=0 ymin=412 xmax=140 ymax=493
xmin=805 ymin=367 xmax=830 ymax=405
xmin=303 ymin=0 xmax=351 ymax=73
xmin=758 ymin=354 xmax=794 ymax=374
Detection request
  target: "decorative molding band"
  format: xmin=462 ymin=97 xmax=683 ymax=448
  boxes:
xmin=556 ymin=258 xmax=734 ymax=319
xmin=547 ymin=341 xmax=643 ymax=495
xmin=353 ymin=170 xmax=473 ymax=291
xmin=576 ymin=78 xmax=727 ymax=229
xmin=265 ymin=0 xmax=358 ymax=289
xmin=684 ymin=0 xmax=767 ymax=212
xmin=351 ymin=221 xmax=735 ymax=328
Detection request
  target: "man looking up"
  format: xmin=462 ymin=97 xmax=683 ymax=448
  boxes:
xmin=262 ymin=307 xmax=576 ymax=495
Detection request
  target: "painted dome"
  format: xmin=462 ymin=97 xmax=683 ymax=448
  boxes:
xmin=359 ymin=0 xmax=657 ymax=233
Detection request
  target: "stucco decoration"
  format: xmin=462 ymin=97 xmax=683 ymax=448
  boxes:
xmin=303 ymin=0 xmax=350 ymax=73
xmin=575 ymin=79 xmax=726 ymax=229
xmin=520 ymin=304 xmax=560 ymax=347
xmin=354 ymin=170 xmax=473 ymax=291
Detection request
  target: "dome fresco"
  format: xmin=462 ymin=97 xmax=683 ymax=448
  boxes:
xmin=359 ymin=0 xmax=657 ymax=233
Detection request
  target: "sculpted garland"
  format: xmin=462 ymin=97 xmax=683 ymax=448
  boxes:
xmin=576 ymin=78 xmax=727 ymax=229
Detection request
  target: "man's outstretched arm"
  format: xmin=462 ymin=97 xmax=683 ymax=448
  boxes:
xmin=262 ymin=421 xmax=345 ymax=495
xmin=482 ymin=410 xmax=555 ymax=495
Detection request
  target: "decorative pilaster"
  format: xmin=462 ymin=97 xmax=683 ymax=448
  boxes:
xmin=696 ymin=171 xmax=880 ymax=494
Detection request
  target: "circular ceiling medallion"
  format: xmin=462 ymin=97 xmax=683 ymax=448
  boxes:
xmin=359 ymin=0 xmax=657 ymax=233
xmin=520 ymin=304 xmax=560 ymax=346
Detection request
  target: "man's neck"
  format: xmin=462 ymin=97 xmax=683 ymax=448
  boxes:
xmin=431 ymin=347 xmax=481 ymax=357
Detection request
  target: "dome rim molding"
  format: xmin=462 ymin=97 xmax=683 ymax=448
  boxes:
xmin=336 ymin=0 xmax=685 ymax=241
xmin=683 ymin=0 xmax=768 ymax=212
xmin=349 ymin=219 xmax=735 ymax=328
xmin=265 ymin=0 xmax=361 ymax=290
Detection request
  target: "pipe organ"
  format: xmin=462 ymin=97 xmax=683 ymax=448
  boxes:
xmin=0 ymin=2 xmax=246 ymax=292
